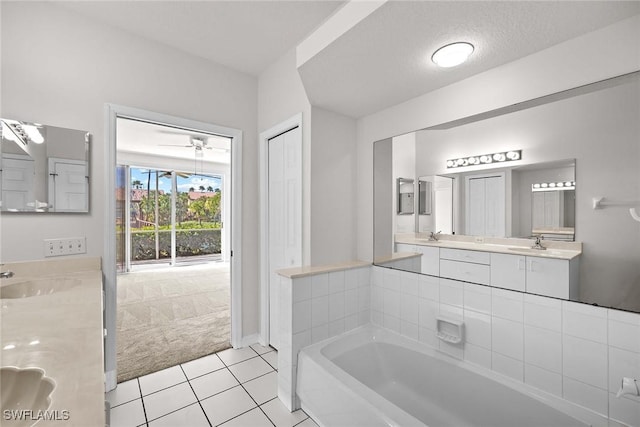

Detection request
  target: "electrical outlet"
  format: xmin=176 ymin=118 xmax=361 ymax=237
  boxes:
xmin=44 ymin=237 xmax=86 ymax=257
xmin=474 ymin=236 xmax=484 ymax=243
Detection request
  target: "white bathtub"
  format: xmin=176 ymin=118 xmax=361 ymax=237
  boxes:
xmin=297 ymin=325 xmax=605 ymax=427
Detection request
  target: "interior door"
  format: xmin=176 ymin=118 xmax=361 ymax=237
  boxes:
xmin=268 ymin=126 xmax=302 ymax=349
xmin=466 ymin=173 xmax=505 ymax=237
xmin=1 ymin=154 xmax=35 ymax=210
xmin=48 ymin=158 xmax=88 ymax=212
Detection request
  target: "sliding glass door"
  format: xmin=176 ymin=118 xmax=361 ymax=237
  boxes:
xmin=124 ymin=166 xmax=223 ymax=270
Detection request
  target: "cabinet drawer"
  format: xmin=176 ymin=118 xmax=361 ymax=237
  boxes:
xmin=440 ymin=259 xmax=490 ymax=285
xmin=440 ymin=248 xmax=490 ymax=265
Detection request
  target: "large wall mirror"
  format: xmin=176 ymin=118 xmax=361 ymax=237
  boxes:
xmin=0 ymin=119 xmax=90 ymax=213
xmin=374 ymin=72 xmax=640 ymax=313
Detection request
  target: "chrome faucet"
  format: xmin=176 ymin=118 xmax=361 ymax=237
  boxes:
xmin=429 ymin=231 xmax=442 ymax=242
xmin=0 ymin=271 xmax=14 ymax=279
xmin=531 ymin=235 xmax=546 ymax=250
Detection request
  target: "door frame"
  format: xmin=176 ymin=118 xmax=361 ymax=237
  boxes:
xmin=259 ymin=113 xmax=302 ymax=346
xmin=104 ymin=104 xmax=243 ymax=391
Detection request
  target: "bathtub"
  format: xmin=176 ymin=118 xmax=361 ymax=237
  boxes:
xmin=296 ymin=325 xmax=605 ymax=427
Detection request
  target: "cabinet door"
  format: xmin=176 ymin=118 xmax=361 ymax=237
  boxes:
xmin=415 ymin=246 xmax=439 ymax=276
xmin=490 ymin=253 xmax=526 ymax=292
xmin=395 ymin=243 xmax=415 ymax=253
xmin=526 ymin=257 xmax=569 ymax=299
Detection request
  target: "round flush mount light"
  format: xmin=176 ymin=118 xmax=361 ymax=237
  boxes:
xmin=432 ymin=42 xmax=474 ymax=68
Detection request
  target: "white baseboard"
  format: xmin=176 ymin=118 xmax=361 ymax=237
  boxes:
xmin=240 ymin=333 xmax=260 ymax=348
xmin=105 ymin=369 xmax=117 ymax=392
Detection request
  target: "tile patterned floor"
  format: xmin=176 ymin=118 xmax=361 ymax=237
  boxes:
xmin=107 ymin=344 xmax=316 ymax=427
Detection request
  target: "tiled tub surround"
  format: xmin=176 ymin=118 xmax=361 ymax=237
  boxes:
xmin=0 ymin=257 xmax=105 ymax=426
xmin=371 ymin=265 xmax=640 ymax=427
xmin=276 ymin=261 xmax=371 ymax=411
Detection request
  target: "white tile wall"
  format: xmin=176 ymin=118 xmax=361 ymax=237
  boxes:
xmin=369 ymin=265 xmax=640 ymax=424
xmin=279 ymin=266 xmax=371 ymax=410
xmin=280 ymin=265 xmax=640 ymax=423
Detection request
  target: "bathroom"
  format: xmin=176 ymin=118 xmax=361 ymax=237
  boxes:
xmin=1 ymin=1 xmax=639 ymax=426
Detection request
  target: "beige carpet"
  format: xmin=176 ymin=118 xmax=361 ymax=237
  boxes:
xmin=116 ymin=261 xmax=231 ymax=382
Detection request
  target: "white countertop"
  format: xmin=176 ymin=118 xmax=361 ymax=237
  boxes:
xmin=395 ymin=234 xmax=582 ymax=260
xmin=276 ymin=260 xmax=371 ymax=278
xmin=0 ymin=257 xmax=105 ymax=426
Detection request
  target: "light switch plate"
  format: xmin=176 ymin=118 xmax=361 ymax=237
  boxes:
xmin=43 ymin=237 xmax=86 ymax=257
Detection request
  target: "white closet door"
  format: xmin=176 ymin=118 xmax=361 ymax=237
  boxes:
xmin=1 ymin=155 xmax=34 ymax=210
xmin=467 ymin=178 xmax=486 ymax=236
xmin=50 ymin=160 xmax=87 ymax=212
xmin=268 ymin=126 xmax=302 ymax=349
xmin=466 ymin=173 xmax=505 ymax=237
xmin=484 ymin=175 xmax=505 ymax=236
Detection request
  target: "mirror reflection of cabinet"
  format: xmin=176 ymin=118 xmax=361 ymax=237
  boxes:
xmin=418 ymin=179 xmax=431 ymax=215
xmin=397 ymin=178 xmax=414 ymax=215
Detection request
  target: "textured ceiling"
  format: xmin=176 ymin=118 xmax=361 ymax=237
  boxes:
xmin=55 ymin=0 xmax=344 ymax=76
xmin=298 ymin=1 xmax=640 ymax=118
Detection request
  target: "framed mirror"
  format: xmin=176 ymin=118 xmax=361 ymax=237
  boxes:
xmin=373 ymin=72 xmax=640 ymax=313
xmin=1 ymin=119 xmax=91 ymax=213
xmin=396 ymin=178 xmax=414 ymax=215
xmin=418 ymin=179 xmax=431 ymax=215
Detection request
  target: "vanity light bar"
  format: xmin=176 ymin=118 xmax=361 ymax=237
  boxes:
xmin=532 ymin=181 xmax=576 ymax=192
xmin=446 ymin=150 xmax=521 ymax=169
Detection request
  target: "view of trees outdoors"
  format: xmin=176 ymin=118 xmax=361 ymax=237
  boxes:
xmin=129 ymin=168 xmax=222 ymax=263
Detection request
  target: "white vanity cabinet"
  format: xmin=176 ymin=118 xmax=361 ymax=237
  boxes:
xmin=526 ymin=256 xmax=579 ymax=300
xmin=395 ymin=243 xmax=439 ymax=275
xmin=415 ymin=245 xmax=439 ymax=276
xmin=440 ymin=248 xmax=490 ymax=285
xmin=490 ymin=252 xmax=579 ymax=299
xmin=490 ymin=253 xmax=526 ymax=291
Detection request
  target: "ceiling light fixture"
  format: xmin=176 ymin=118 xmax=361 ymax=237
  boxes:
xmin=432 ymin=42 xmax=474 ymax=68
xmin=446 ymin=150 xmax=521 ymax=169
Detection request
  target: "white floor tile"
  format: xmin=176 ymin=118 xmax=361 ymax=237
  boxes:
xmin=109 ymin=398 xmax=146 ymax=427
xmin=229 ymin=356 xmax=274 ymax=383
xmin=250 ymin=343 xmax=274 ymax=355
xmin=260 ymin=398 xmax=308 ymax=427
xmin=220 ymin=407 xmax=273 ymax=426
xmin=200 ymin=385 xmax=257 ymax=426
xmin=107 ymin=379 xmax=141 ymax=407
xmin=262 ymin=351 xmax=278 ymax=370
xmin=181 ymin=353 xmax=225 ymax=379
xmin=144 ymin=382 xmax=198 ymax=421
xmin=190 ymin=367 xmax=239 ymax=400
xmin=139 ymin=365 xmax=187 ymax=396
xmin=243 ymin=372 xmax=277 ymax=405
xmin=296 ymin=417 xmax=319 ymax=427
xmin=217 ymin=346 xmax=259 ymax=366
xmin=148 ymin=402 xmax=210 ymax=427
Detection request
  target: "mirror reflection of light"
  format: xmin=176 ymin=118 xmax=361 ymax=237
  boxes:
xmin=3 ymin=344 xmax=16 ymax=350
xmin=29 ymin=340 xmax=40 ymax=346
xmin=22 ymin=125 xmax=44 ymax=144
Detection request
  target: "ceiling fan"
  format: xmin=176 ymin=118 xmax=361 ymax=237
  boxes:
xmin=159 ymin=136 xmax=223 ymax=153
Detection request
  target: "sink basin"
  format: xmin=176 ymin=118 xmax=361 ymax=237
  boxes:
xmin=507 ymin=247 xmax=562 ymax=255
xmin=1 ymin=367 xmax=56 ymax=426
xmin=0 ymin=278 xmax=81 ymax=299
